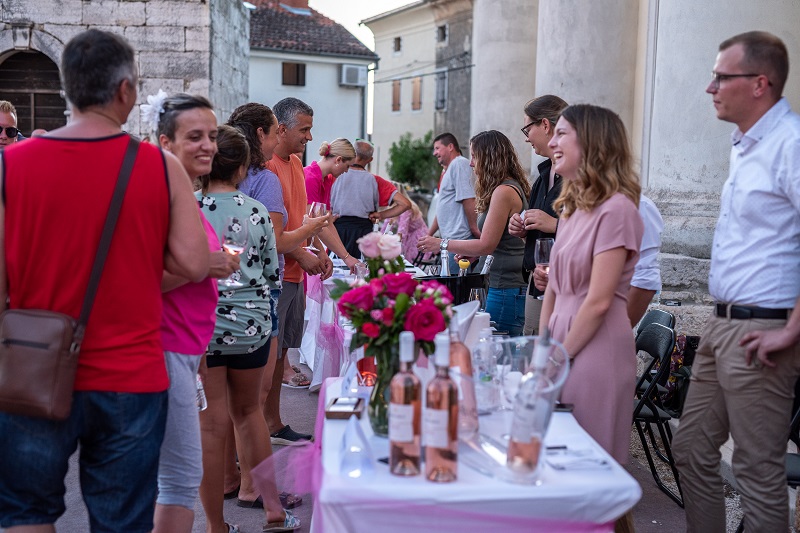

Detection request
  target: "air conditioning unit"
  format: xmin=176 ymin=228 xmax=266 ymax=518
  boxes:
xmin=340 ymin=64 xmax=368 ymax=87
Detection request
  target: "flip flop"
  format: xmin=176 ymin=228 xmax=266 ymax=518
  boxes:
xmin=225 ymin=523 xmax=240 ymax=533
xmin=237 ymin=496 xmax=264 ymax=509
xmin=279 ymin=491 xmax=303 ymax=509
xmin=224 ymin=484 xmax=240 ymax=500
xmin=262 ymin=509 xmax=301 ymax=532
xmin=281 ymin=374 xmax=310 ymax=389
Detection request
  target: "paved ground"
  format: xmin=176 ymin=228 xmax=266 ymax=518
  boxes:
xmin=25 ymin=354 xmax=735 ymax=532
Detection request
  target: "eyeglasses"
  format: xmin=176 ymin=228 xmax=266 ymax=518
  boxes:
xmin=521 ymin=120 xmax=541 ymax=137
xmin=710 ymin=71 xmax=772 ymax=91
xmin=0 ymin=126 xmax=19 ymax=137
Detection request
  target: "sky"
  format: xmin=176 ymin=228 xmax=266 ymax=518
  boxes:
xmin=308 ymin=0 xmax=417 ymax=50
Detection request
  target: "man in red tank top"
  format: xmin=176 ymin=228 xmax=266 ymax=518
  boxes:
xmin=0 ymin=30 xmax=209 ymax=533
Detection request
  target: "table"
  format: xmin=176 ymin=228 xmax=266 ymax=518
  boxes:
xmin=311 ymin=378 xmax=642 ymax=532
xmin=299 ymin=260 xmax=426 ymax=391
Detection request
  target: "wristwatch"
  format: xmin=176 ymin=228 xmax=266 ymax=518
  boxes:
xmin=440 ymin=238 xmax=450 ymax=251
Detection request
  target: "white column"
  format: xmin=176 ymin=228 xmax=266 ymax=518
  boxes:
xmin=470 ymin=0 xmax=538 ymax=172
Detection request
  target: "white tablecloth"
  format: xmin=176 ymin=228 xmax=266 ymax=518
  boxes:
xmin=312 ymin=379 xmax=642 ymax=532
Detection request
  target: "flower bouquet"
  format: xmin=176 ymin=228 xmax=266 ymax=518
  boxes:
xmin=330 ymin=232 xmax=453 ymax=436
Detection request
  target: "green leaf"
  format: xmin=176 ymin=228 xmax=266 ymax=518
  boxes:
xmin=395 ymin=292 xmax=410 ymax=315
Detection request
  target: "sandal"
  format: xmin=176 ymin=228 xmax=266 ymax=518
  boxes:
xmin=279 ymin=491 xmax=303 ymax=509
xmin=237 ymin=496 xmax=264 ymax=509
xmin=225 ymin=523 xmax=240 ymax=533
xmin=281 ymin=373 xmax=310 ymax=389
xmin=223 ymin=483 xmax=240 ymax=500
xmin=262 ymin=509 xmax=301 ymax=532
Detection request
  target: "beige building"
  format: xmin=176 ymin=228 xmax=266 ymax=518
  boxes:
xmin=364 ymin=1 xmax=437 ymax=177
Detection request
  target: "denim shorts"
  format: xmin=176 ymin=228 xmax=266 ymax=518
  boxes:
xmin=0 ymin=390 xmax=168 ymax=532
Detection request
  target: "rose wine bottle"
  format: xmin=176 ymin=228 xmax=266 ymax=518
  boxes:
xmin=448 ymin=312 xmax=479 ymax=441
xmin=506 ymin=328 xmax=553 ymax=473
xmin=424 ymin=332 xmax=458 ymax=483
xmin=480 ymin=254 xmax=494 ymax=276
xmin=389 ymin=331 xmax=421 ymax=476
xmin=440 ymin=251 xmax=451 ymax=277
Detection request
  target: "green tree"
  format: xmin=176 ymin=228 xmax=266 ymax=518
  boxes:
xmin=386 ymin=131 xmax=440 ymax=190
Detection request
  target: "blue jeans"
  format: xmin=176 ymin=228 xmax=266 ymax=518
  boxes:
xmin=0 ymin=390 xmax=168 ymax=532
xmin=486 ymin=286 xmax=526 ymax=337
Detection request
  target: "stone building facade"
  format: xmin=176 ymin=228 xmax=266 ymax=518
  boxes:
xmin=0 ymin=0 xmax=249 ymax=137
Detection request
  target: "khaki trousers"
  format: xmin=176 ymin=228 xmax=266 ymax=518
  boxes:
xmin=673 ymin=314 xmax=800 ymax=533
xmin=523 ymin=279 xmax=542 ymax=335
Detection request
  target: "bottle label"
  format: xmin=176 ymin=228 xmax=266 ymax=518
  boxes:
xmin=389 ymin=403 xmax=414 ymax=443
xmin=422 ymin=408 xmax=449 ymax=449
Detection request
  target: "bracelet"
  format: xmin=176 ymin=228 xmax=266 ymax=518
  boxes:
xmin=343 ymin=253 xmax=351 ymax=260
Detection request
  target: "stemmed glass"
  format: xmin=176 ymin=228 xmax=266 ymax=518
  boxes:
xmin=220 ymin=216 xmax=248 ymax=288
xmin=534 ymin=238 xmax=554 ymax=300
xmin=304 ymin=202 xmax=327 ymax=252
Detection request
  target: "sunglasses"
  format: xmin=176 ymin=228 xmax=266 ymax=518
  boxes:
xmin=0 ymin=126 xmax=18 ymax=137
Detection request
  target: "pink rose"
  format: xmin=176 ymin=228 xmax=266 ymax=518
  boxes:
xmin=362 ymin=322 xmax=381 ymax=339
xmin=404 ymin=299 xmax=446 ymax=342
xmin=370 ymin=309 xmax=383 ymax=322
xmin=382 ymin=272 xmax=418 ymax=298
xmin=377 ymin=234 xmax=402 ymax=260
xmin=337 ymin=285 xmax=374 ymax=317
xmin=357 ymin=232 xmax=382 ymax=258
xmin=381 ymin=307 xmax=395 ymax=326
xmin=419 ymin=280 xmax=453 ymax=302
xmin=369 ymin=277 xmax=385 ymax=296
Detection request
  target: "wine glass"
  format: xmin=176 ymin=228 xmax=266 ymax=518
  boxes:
xmin=220 ymin=216 xmax=248 ymax=288
xmin=469 ymin=288 xmax=487 ymax=312
xmin=534 ymin=238 xmax=554 ymax=300
xmin=304 ymin=202 xmax=327 ymax=252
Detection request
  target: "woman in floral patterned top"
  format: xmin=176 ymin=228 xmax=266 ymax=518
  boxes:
xmin=195 ymin=125 xmax=298 ymax=532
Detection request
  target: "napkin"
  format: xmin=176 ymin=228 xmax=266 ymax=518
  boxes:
xmin=451 ymin=300 xmax=480 ymax=342
xmin=339 ymin=414 xmax=376 ymax=479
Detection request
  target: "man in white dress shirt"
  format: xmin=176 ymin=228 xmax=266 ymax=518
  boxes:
xmin=628 ymin=195 xmax=663 ymax=325
xmin=673 ymin=31 xmax=800 ymax=533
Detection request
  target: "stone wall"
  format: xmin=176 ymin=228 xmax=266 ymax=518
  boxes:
xmin=0 ymin=0 xmax=249 ymax=137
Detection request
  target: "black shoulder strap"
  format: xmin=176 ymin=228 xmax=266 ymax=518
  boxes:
xmin=73 ymin=136 xmax=140 ymax=346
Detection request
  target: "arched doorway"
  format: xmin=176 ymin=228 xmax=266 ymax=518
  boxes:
xmin=0 ymin=50 xmax=66 ymax=136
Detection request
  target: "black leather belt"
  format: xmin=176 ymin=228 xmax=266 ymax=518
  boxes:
xmin=714 ymin=303 xmax=791 ymax=320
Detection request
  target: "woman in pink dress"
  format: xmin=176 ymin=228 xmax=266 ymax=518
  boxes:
xmin=538 ymin=104 xmax=643 ymax=465
xmin=384 ymin=182 xmax=429 ymax=261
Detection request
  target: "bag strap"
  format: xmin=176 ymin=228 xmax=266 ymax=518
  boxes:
xmin=72 ymin=136 xmax=140 ymax=350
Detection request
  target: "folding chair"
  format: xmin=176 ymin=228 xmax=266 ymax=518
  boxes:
xmin=633 ymin=322 xmax=684 ymax=507
xmin=635 ymin=309 xmax=676 ymax=400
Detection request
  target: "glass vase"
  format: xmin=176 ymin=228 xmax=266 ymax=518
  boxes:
xmin=367 ymin=343 xmax=400 ymax=437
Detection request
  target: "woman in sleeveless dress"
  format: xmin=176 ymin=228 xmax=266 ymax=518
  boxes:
xmin=537 ymin=104 xmax=643 ymax=466
xmin=419 ymin=130 xmax=530 ymax=336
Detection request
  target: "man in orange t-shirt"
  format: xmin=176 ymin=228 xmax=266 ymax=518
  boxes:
xmin=265 ymin=98 xmax=332 ymax=444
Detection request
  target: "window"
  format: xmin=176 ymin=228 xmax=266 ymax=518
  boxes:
xmin=282 ymin=62 xmax=306 ymax=86
xmin=437 ymin=24 xmax=448 ymax=43
xmin=411 ymin=76 xmax=422 ymax=111
xmin=0 ymin=51 xmax=67 ymax=134
xmin=435 ymin=71 xmax=448 ymax=111
xmin=392 ymin=80 xmax=401 ymax=112
xmin=393 ymin=37 xmax=402 ymax=53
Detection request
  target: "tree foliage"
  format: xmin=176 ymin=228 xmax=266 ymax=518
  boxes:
xmin=386 ymin=131 xmax=440 ymax=190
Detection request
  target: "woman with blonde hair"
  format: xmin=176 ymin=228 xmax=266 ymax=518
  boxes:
xmin=304 ymin=138 xmax=356 ymax=210
xmin=417 ymin=130 xmax=530 ymax=336
xmin=538 ymin=104 xmax=643 ymax=467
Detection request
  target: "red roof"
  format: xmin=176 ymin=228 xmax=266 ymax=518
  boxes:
xmin=249 ymin=1 xmax=378 ymax=60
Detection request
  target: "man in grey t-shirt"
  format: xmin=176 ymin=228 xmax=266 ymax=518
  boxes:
xmin=418 ymin=133 xmax=479 ymax=270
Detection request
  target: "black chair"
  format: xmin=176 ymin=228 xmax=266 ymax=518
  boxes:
xmin=635 ymin=309 xmax=676 ymax=400
xmin=633 ymin=322 xmax=684 ymax=507
xmin=412 ymin=250 xmax=439 ymax=269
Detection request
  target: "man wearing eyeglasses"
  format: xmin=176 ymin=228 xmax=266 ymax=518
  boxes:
xmin=0 ymin=101 xmax=19 ymax=150
xmin=673 ymin=31 xmax=800 ymax=533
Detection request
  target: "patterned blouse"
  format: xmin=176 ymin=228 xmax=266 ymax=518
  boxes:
xmin=196 ymin=191 xmax=280 ymax=356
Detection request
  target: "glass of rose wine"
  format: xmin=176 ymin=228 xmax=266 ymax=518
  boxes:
xmin=534 ymin=238 xmax=554 ymax=300
xmin=220 ymin=216 xmax=248 ymax=288
xmin=304 ymin=202 xmax=327 ymax=252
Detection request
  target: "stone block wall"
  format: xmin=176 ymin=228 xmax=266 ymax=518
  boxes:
xmin=0 ymin=0 xmax=249 ymax=138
